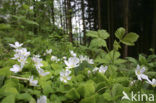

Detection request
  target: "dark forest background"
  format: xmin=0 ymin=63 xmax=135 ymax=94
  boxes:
xmin=0 ymin=0 xmax=156 ymax=57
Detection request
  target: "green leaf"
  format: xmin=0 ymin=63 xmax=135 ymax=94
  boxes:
xmin=113 ymin=40 xmax=121 ymax=50
xmin=4 ymin=37 xmax=16 ymax=43
xmin=97 ymin=30 xmax=110 ymax=39
xmin=29 ymin=98 xmax=36 ymax=103
xmin=114 ymin=59 xmax=127 ymax=64
xmin=90 ymin=38 xmax=106 ymax=48
xmin=51 ymin=63 xmax=62 ymax=70
xmin=95 ymin=82 xmax=107 ymax=94
xmin=42 ymin=61 xmax=49 ymax=68
xmin=50 ymin=94 xmax=62 ymax=103
xmin=51 ymin=63 xmax=62 ymax=75
xmin=3 ymin=79 xmax=18 ymax=88
xmin=3 ymin=87 xmax=19 ymax=96
xmin=0 ymin=67 xmax=11 ymax=76
xmin=146 ymin=72 xmax=156 ymax=77
xmin=66 ymin=88 xmax=80 ymax=100
xmin=102 ymin=90 xmax=112 ymax=101
xmin=86 ymin=31 xmax=98 ymax=38
xmin=121 ymin=32 xmax=139 ymax=46
xmin=126 ymin=57 xmax=138 ymax=64
xmin=113 ymin=77 xmax=129 ymax=84
xmin=16 ymin=93 xmax=32 ymax=101
xmin=0 ymin=76 xmax=5 ymax=87
xmin=24 ymin=19 xmax=39 ymax=26
xmin=1 ymin=95 xmax=15 ymax=103
xmin=115 ymin=27 xmax=125 ymax=40
xmin=77 ymin=80 xmax=95 ymax=97
xmin=103 ymin=50 xmax=120 ymax=64
xmin=22 ymin=4 xmax=29 ymax=10
xmin=112 ymin=83 xmax=124 ymax=99
xmin=0 ymin=24 xmax=11 ymax=30
xmin=139 ymin=54 xmax=147 ymax=65
xmin=39 ymin=79 xmax=53 ymax=95
xmin=80 ymin=95 xmax=96 ymax=103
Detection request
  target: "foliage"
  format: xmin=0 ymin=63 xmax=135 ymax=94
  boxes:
xmin=0 ymin=26 xmax=155 ymax=103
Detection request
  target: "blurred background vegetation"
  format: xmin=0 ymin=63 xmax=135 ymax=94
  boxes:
xmin=0 ymin=0 xmax=156 ymax=59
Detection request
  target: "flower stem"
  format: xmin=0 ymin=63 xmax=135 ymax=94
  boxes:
xmin=10 ymin=76 xmax=29 ymax=81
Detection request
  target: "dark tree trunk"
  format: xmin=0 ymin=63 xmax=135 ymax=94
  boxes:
xmin=33 ymin=0 xmax=37 ymax=34
xmin=67 ymin=0 xmax=73 ymax=42
xmin=97 ymin=0 xmax=101 ymax=29
xmin=51 ymin=0 xmax=55 ymax=24
xmin=59 ymin=0 xmax=63 ymax=27
xmin=107 ymin=0 xmax=111 ymax=49
xmin=152 ymin=0 xmax=156 ymax=50
xmin=81 ymin=0 xmax=86 ymax=44
xmin=107 ymin=0 xmax=114 ymax=50
xmin=123 ymin=0 xmax=129 ymax=57
xmin=63 ymin=0 xmax=67 ymax=32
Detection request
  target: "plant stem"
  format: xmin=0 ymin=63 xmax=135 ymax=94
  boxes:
xmin=10 ymin=76 xmax=29 ymax=81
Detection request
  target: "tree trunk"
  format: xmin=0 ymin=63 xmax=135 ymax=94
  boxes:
xmin=97 ymin=0 xmax=101 ymax=29
xmin=123 ymin=0 xmax=129 ymax=57
xmin=81 ymin=0 xmax=86 ymax=44
xmin=107 ymin=0 xmax=111 ymax=49
xmin=51 ymin=0 xmax=55 ymax=24
xmin=33 ymin=0 xmax=37 ymax=34
xmin=107 ymin=0 xmax=114 ymax=50
xmin=152 ymin=0 xmax=156 ymax=50
xmin=67 ymin=0 xmax=73 ymax=42
xmin=59 ymin=0 xmax=63 ymax=27
xmin=63 ymin=0 xmax=67 ymax=32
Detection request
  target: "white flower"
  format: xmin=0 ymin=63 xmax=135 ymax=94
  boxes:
xmin=46 ymin=49 xmax=52 ymax=55
xmin=130 ymin=80 xmax=137 ymax=86
xmin=19 ymin=48 xmax=30 ymax=57
xmin=13 ymin=48 xmax=30 ymax=59
xmin=86 ymin=58 xmax=94 ymax=64
xmin=70 ymin=50 xmax=77 ymax=57
xmin=88 ymin=70 xmax=91 ymax=75
xmin=79 ymin=55 xmax=94 ymax=64
xmin=12 ymin=48 xmax=30 ymax=68
xmin=29 ymin=76 xmax=38 ymax=86
xmin=147 ymin=79 xmax=156 ymax=87
xmin=64 ymin=57 xmax=80 ymax=69
xmin=32 ymin=55 xmax=43 ymax=69
xmin=79 ymin=55 xmax=87 ymax=63
xmin=18 ymin=56 xmax=27 ymax=68
xmin=99 ymin=65 xmax=108 ymax=73
xmin=10 ymin=64 xmax=22 ymax=73
xmin=32 ymin=55 xmax=42 ymax=63
xmin=93 ymin=65 xmax=108 ymax=73
xmin=51 ymin=56 xmax=59 ymax=62
xmin=37 ymin=95 xmax=47 ymax=103
xmin=60 ymin=69 xmax=71 ymax=83
xmin=135 ymin=65 xmax=149 ymax=81
xmin=35 ymin=0 xmax=41 ymax=2
xmin=93 ymin=67 xmax=99 ymax=73
xmin=9 ymin=42 xmax=30 ymax=71
xmin=63 ymin=56 xmax=67 ymax=60
xmin=37 ymin=68 xmax=50 ymax=76
xmin=29 ymin=6 xmax=33 ymax=10
xmin=9 ymin=41 xmax=23 ymax=48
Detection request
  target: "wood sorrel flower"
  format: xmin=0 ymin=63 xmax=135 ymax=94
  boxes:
xmin=29 ymin=76 xmax=38 ymax=86
xmin=9 ymin=41 xmax=23 ymax=49
xmin=10 ymin=64 xmax=22 ymax=73
xmin=147 ymin=78 xmax=156 ymax=87
xmin=64 ymin=57 xmax=80 ymax=69
xmin=37 ymin=95 xmax=47 ymax=103
xmin=60 ymin=69 xmax=71 ymax=83
xmin=135 ymin=65 xmax=149 ymax=81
